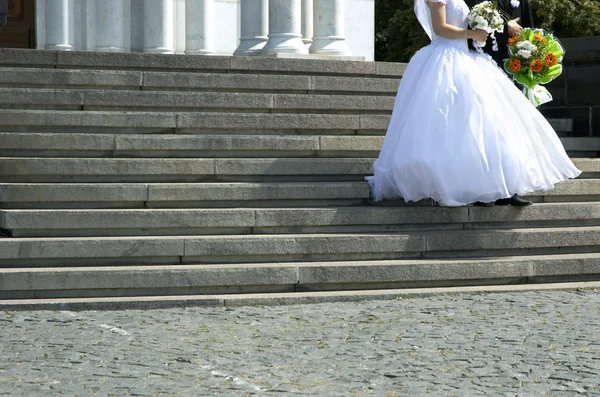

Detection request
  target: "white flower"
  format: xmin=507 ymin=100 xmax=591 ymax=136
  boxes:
xmin=518 ymin=49 xmax=532 ymax=59
xmin=516 ymin=40 xmax=537 ymax=51
xmin=473 ymin=16 xmax=489 ymax=29
xmin=511 ymin=0 xmax=520 ymax=8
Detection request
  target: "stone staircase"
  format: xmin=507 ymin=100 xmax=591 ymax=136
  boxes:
xmin=0 ymin=48 xmax=599 ymax=308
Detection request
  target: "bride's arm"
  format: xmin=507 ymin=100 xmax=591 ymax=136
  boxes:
xmin=427 ymin=1 xmax=488 ymax=41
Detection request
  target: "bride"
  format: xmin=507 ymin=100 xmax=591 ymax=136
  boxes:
xmin=366 ymin=0 xmax=581 ymax=207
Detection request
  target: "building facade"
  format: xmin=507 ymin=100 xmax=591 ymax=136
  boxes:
xmin=20 ymin=0 xmax=374 ymax=60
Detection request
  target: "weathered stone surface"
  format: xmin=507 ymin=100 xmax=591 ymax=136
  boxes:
xmin=311 ymin=75 xmax=400 ymax=93
xmin=0 ymin=264 xmax=298 ymax=291
xmin=0 ymin=88 xmax=84 ymax=107
xmin=229 ymin=56 xmax=377 ymax=76
xmin=533 ymin=253 xmax=600 ymax=277
xmin=0 ymin=133 xmax=115 ymax=151
xmin=148 ymin=182 xmax=369 ymax=202
xmin=375 ymin=61 xmax=408 ymax=77
xmin=298 ymin=257 xmax=533 ymax=285
xmin=359 ymin=115 xmax=391 ymax=130
xmin=184 ymin=234 xmax=427 ymax=257
xmin=468 ymin=202 xmax=600 ymax=223
xmin=57 ymin=51 xmax=232 ymax=70
xmin=177 ymin=112 xmax=360 ymax=130
xmin=214 ymin=158 xmax=373 ymax=175
xmin=0 ymin=67 xmax=142 ymax=88
xmin=426 ymin=227 xmax=600 ymax=251
xmin=273 ymin=94 xmax=394 ymax=111
xmin=320 ymin=135 xmax=383 ymax=151
xmin=0 ymin=158 xmax=215 ymax=177
xmin=0 ymin=110 xmax=177 ymax=129
xmin=84 ymin=91 xmax=274 ymax=110
xmin=115 ymin=134 xmax=319 ymax=152
xmin=572 ymin=158 xmax=600 ymax=172
xmin=143 ymin=72 xmax=311 ymax=91
xmin=0 ymin=184 xmax=148 ymax=203
xmin=255 ymin=207 xmax=468 ymax=227
xmin=0 ymin=49 xmax=58 ymax=66
xmin=0 ymin=237 xmax=184 ymax=259
xmin=0 ymin=209 xmax=256 ymax=230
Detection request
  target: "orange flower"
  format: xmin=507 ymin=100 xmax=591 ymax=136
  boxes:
xmin=545 ymin=52 xmax=557 ymax=66
xmin=534 ymin=33 xmax=546 ymax=42
xmin=508 ymin=36 xmax=520 ymax=46
xmin=510 ymin=59 xmax=522 ymax=72
xmin=530 ymin=59 xmax=544 ymax=73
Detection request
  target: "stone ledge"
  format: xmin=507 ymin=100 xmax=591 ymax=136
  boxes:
xmin=3 ymin=203 xmax=600 ymax=237
xmin=1 ymin=133 xmax=596 ymax=156
xmin=0 ymin=254 xmax=599 ymax=300
xmin=0 ymin=49 xmax=407 ymax=77
xmin=2 ymin=227 xmax=597 ymax=262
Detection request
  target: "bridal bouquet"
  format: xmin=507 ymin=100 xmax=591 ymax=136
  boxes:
xmin=467 ymin=1 xmax=505 ymax=52
xmin=504 ymin=28 xmax=565 ymax=106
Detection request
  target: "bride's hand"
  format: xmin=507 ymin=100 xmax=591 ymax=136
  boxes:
xmin=469 ymin=29 xmax=489 ymax=42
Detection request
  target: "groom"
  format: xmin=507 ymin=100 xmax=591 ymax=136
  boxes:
xmin=465 ymin=0 xmax=535 ymax=68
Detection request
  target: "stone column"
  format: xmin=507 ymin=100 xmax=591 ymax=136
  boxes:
xmin=185 ymin=0 xmax=215 ymax=55
xmin=301 ymin=0 xmax=313 ymax=47
xmin=45 ymin=0 xmax=75 ymax=50
xmin=234 ymin=0 xmax=268 ymax=56
xmin=262 ymin=0 xmax=307 ymax=55
xmin=95 ymin=0 xmax=125 ymax=52
xmin=310 ymin=0 xmax=351 ymax=56
xmin=143 ymin=0 xmax=175 ymax=54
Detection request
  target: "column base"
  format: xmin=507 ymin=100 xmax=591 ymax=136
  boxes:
xmin=234 ymin=37 xmax=268 ymax=56
xmin=185 ymin=49 xmax=216 ymax=55
xmin=45 ymin=44 xmax=74 ymax=51
xmin=262 ymin=35 xmax=309 ymax=55
xmin=310 ymin=37 xmax=352 ymax=56
xmin=143 ymin=47 xmax=175 ymax=54
xmin=95 ymin=46 xmax=125 ymax=53
xmin=263 ymin=53 xmax=365 ymax=61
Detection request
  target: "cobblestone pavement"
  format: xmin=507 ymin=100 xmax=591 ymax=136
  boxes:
xmin=1 ymin=290 xmax=600 ymax=396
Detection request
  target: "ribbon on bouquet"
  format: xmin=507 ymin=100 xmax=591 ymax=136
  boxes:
xmin=523 ymin=85 xmax=553 ymax=107
xmin=473 ymin=31 xmax=498 ymax=53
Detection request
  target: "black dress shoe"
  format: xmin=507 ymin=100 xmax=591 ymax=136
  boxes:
xmin=473 ymin=201 xmax=495 ymax=207
xmin=495 ymin=194 xmax=533 ymax=206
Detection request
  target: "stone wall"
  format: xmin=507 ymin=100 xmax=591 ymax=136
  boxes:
xmin=542 ymin=36 xmax=600 ymax=137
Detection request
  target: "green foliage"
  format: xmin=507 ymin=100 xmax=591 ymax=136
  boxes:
xmin=375 ymin=0 xmax=600 ymax=63
xmin=375 ymin=0 xmax=428 ymax=63
xmin=530 ymin=0 xmax=600 ymax=38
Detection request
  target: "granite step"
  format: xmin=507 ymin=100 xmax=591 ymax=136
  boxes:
xmin=2 ymin=157 xmax=596 ymax=183
xmin=0 ymin=157 xmax=376 ymax=183
xmin=0 ymin=48 xmax=406 ymax=77
xmin=2 ymin=202 xmax=600 ymax=237
xmin=1 ymin=227 xmax=600 ymax=267
xmin=1 ymin=179 xmax=598 ymax=209
xmin=1 ymin=133 xmax=595 ymax=158
xmin=0 ymin=67 xmax=400 ymax=95
xmin=0 ymin=110 xmax=573 ymax=135
xmin=0 ymin=88 xmax=396 ymax=113
xmin=1 ymin=253 xmax=599 ymax=300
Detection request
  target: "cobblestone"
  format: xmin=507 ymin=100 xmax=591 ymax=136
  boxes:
xmin=1 ymin=289 xmax=600 ymax=396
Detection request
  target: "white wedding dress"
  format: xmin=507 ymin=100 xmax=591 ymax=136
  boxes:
xmin=366 ymin=0 xmax=581 ymax=206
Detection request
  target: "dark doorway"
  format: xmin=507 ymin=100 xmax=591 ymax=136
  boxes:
xmin=0 ymin=0 xmax=36 ymax=48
